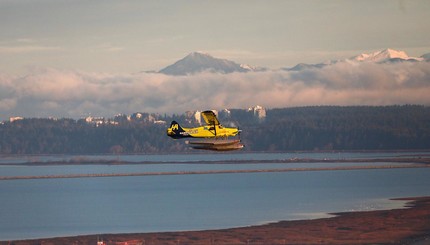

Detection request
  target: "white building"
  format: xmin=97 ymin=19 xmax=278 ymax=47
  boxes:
xmin=194 ymin=110 xmax=202 ymax=125
xmin=9 ymin=116 xmax=24 ymax=123
xmin=135 ymin=113 xmax=143 ymax=119
xmin=248 ymin=105 xmax=266 ymax=120
xmin=85 ymin=116 xmax=105 ymax=126
xmin=220 ymin=108 xmax=231 ymax=118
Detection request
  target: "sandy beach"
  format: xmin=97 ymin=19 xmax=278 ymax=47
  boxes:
xmin=2 ymin=196 xmax=430 ymax=245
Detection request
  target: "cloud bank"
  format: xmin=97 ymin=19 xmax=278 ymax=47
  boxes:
xmin=1 ymin=61 xmax=430 ymax=120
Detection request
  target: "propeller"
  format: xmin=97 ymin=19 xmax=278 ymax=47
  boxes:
xmin=229 ymin=121 xmax=242 ymax=137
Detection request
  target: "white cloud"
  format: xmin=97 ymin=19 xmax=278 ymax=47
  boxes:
xmin=0 ymin=45 xmax=60 ymax=54
xmin=0 ymin=61 xmax=429 ymax=120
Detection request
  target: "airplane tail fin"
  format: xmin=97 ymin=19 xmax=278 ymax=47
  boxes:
xmin=167 ymin=121 xmax=189 ymax=139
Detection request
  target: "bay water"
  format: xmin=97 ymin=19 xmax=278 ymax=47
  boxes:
xmin=1 ymin=152 xmax=430 ymax=241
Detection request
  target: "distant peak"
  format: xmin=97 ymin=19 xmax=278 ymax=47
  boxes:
xmin=383 ymin=48 xmax=396 ymax=53
xmin=159 ymin=51 xmax=252 ymax=75
xmin=380 ymin=48 xmax=408 ymax=57
xmin=351 ymin=48 xmax=413 ymax=62
xmin=188 ymin=51 xmax=212 ymax=57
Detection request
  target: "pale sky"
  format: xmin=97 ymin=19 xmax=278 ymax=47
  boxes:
xmin=0 ymin=0 xmax=429 ymax=74
xmin=1 ymin=0 xmax=430 ymax=120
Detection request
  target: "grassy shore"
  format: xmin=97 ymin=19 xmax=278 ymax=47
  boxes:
xmin=2 ymin=196 xmax=430 ymax=245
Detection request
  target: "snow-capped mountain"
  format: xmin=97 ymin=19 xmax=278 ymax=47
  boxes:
xmin=349 ymin=48 xmax=422 ymax=63
xmin=159 ymin=52 xmax=262 ymax=75
xmin=284 ymin=63 xmax=328 ymax=71
xmin=158 ymin=49 xmax=427 ymax=75
xmin=283 ymin=48 xmax=425 ymax=71
xmin=240 ymin=64 xmax=267 ymax=72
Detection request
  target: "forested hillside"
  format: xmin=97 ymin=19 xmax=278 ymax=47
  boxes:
xmin=1 ymin=105 xmax=429 ymax=154
xmin=246 ymin=106 xmax=430 ymax=151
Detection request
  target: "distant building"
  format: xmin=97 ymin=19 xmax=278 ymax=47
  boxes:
xmin=9 ymin=116 xmax=24 ymax=123
xmin=113 ymin=114 xmax=129 ymax=124
xmin=194 ymin=110 xmax=202 ymax=125
xmin=85 ymin=116 xmax=105 ymax=126
xmin=248 ymin=105 xmax=266 ymax=120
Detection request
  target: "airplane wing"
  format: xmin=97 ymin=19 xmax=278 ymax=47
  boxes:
xmin=201 ymin=110 xmax=220 ymax=126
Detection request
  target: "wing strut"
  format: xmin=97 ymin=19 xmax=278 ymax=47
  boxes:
xmin=213 ymin=121 xmax=217 ymax=138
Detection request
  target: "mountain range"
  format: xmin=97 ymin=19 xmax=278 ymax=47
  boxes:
xmin=158 ymin=49 xmax=429 ymax=75
xmin=158 ymin=52 xmax=264 ymax=75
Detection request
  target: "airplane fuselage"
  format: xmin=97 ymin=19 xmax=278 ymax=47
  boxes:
xmin=167 ymin=110 xmax=243 ymax=151
xmin=167 ymin=121 xmax=239 ymax=139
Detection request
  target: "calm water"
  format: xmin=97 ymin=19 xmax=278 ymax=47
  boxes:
xmin=0 ymin=152 xmax=429 ymax=241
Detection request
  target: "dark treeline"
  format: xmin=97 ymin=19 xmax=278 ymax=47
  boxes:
xmin=246 ymin=105 xmax=430 ymax=151
xmin=1 ymin=105 xmax=429 ymax=154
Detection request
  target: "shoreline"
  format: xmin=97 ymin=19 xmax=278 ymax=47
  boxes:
xmin=1 ymin=156 xmax=429 ymax=181
xmin=3 ymin=196 xmax=430 ymax=245
xmin=1 ymin=163 xmax=429 ymax=181
xmin=1 ymin=155 xmax=430 ymax=166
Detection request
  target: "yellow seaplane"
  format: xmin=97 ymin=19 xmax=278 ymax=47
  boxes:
xmin=167 ymin=110 xmax=243 ymax=151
